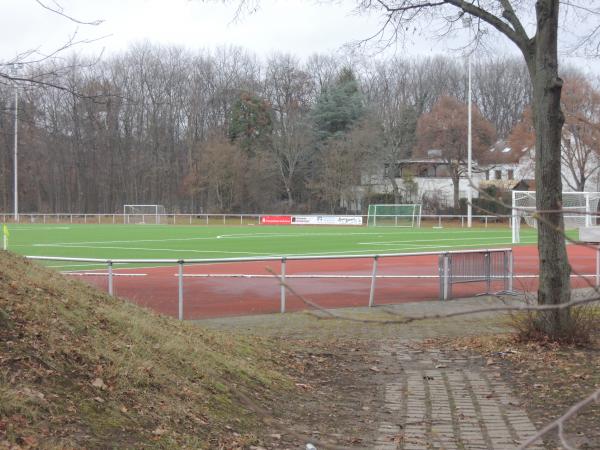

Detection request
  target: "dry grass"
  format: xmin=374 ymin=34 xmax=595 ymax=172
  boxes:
xmin=508 ymin=302 xmax=599 ymax=345
xmin=0 ymin=251 xmax=294 ymax=448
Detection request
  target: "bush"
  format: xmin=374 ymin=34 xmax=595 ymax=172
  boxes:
xmin=509 ymin=299 xmax=598 ymax=345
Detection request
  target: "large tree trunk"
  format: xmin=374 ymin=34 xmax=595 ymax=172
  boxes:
xmin=387 ymin=174 xmax=401 ymax=203
xmin=527 ymin=0 xmax=572 ymax=338
xmin=452 ymin=171 xmax=460 ymax=212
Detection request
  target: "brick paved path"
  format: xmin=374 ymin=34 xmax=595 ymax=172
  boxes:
xmin=374 ymin=342 xmax=544 ymax=450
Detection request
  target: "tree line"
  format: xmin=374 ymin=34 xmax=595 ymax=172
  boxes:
xmin=2 ymin=43 xmax=584 ymax=215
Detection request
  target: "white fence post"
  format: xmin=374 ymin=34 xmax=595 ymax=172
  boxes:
xmin=508 ymin=249 xmax=514 ymax=292
xmin=439 ymin=253 xmax=450 ymax=300
xmin=178 ymin=260 xmax=184 ymax=321
xmin=596 ymin=245 xmax=600 ymax=287
xmin=108 ymin=261 xmax=113 ymax=296
xmin=280 ymin=257 xmax=286 ymax=313
xmin=368 ymin=255 xmax=379 ymax=307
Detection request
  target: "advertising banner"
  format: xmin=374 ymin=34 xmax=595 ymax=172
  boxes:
xmin=291 ymin=215 xmax=363 ymax=226
xmin=260 ymin=215 xmax=292 ymax=225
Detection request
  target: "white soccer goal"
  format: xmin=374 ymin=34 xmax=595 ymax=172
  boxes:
xmin=124 ymin=204 xmax=166 ymax=224
xmin=512 ymin=191 xmax=600 ymax=243
xmin=367 ymin=204 xmax=422 ymax=227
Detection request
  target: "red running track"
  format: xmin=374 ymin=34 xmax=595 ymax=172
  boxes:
xmin=71 ymin=245 xmax=598 ymax=320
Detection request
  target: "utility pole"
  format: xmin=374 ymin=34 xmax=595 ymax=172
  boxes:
xmin=11 ymin=64 xmax=22 ymax=222
xmin=462 ymin=17 xmax=473 ymax=228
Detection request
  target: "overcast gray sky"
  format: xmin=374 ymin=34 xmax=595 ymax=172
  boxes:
xmin=1 ymin=0 xmax=598 ymax=74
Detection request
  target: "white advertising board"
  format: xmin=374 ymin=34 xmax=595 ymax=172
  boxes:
xmin=291 ymin=215 xmax=363 ymax=226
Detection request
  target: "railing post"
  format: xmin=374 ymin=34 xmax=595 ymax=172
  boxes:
xmin=369 ymin=255 xmax=379 ymax=307
xmin=508 ymin=249 xmax=514 ymax=292
xmin=280 ymin=257 xmax=286 ymax=313
xmin=107 ymin=261 xmax=114 ymax=296
xmin=178 ymin=260 xmax=184 ymax=321
xmin=596 ymin=245 xmax=600 ymax=287
xmin=485 ymin=216 xmax=488 ymax=228
xmin=485 ymin=251 xmax=491 ymax=292
xmin=439 ymin=253 xmax=450 ymax=300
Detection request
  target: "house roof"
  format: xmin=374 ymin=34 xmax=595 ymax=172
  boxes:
xmin=512 ymin=179 xmax=536 ymax=191
xmin=478 ymin=140 xmax=531 ymax=165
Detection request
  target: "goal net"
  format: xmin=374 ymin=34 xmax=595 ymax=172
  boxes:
xmin=512 ymin=191 xmax=600 ymax=243
xmin=367 ymin=204 xmax=422 ymax=227
xmin=124 ymin=204 xmax=166 ymax=224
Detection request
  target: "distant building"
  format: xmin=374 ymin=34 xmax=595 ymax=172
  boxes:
xmin=351 ymin=139 xmax=598 ymax=213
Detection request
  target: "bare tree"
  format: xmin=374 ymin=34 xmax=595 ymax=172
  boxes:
xmin=416 ymin=95 xmax=496 ymax=210
xmin=344 ymin=0 xmax=598 ymax=339
xmin=509 ymin=76 xmax=600 ymax=192
xmin=264 ymin=54 xmax=315 ymax=209
xmin=560 ymin=76 xmax=600 ymax=191
xmin=472 ymin=56 xmax=531 ymax=138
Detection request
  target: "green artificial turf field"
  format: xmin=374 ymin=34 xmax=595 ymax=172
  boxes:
xmin=2 ymin=223 xmax=549 ymax=271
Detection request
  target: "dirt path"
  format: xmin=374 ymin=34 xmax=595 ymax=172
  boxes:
xmin=199 ymin=296 xmax=549 ymax=449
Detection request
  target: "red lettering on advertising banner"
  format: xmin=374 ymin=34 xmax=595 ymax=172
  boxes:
xmin=260 ymin=215 xmax=292 ymax=225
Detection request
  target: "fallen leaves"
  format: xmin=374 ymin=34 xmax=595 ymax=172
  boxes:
xmin=152 ymin=425 xmax=168 ymax=436
xmin=91 ymin=378 xmax=107 ymax=390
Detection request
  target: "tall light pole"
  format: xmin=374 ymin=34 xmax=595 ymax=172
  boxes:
xmin=11 ymin=64 xmax=21 ymax=222
xmin=462 ymin=17 xmax=473 ymax=228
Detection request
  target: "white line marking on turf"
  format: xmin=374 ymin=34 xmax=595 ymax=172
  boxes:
xmin=8 ymin=226 xmax=71 ymax=231
xmin=31 ymin=244 xmax=274 ymax=255
xmin=46 ymin=263 xmax=109 ymax=269
xmin=357 ymin=236 xmax=514 ymax=245
xmin=31 ymin=229 xmax=526 ymax=247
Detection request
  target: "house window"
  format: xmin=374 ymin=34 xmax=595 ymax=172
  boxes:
xmin=485 ymin=170 xmax=490 ymax=180
xmin=508 ymin=169 xmax=514 ymax=180
xmin=494 ymin=170 xmax=502 ymax=180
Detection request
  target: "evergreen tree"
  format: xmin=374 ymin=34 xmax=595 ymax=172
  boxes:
xmin=312 ymin=67 xmax=364 ymax=139
xmin=229 ymin=91 xmax=273 ymax=154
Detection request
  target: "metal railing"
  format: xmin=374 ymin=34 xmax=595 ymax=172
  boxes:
xmin=438 ymin=249 xmax=513 ymax=300
xmin=2 ymin=212 xmax=511 ymax=227
xmin=26 ymin=248 xmax=515 ymax=320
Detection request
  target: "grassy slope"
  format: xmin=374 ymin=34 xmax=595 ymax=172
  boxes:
xmin=0 ymin=251 xmax=292 ymax=448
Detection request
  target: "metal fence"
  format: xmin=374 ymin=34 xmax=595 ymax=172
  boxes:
xmin=27 ymin=248 xmax=515 ymax=320
xmin=438 ymin=249 xmax=513 ymax=300
xmin=3 ymin=212 xmax=511 ymax=228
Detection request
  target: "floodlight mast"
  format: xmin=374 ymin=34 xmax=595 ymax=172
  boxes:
xmin=11 ymin=64 xmax=22 ymax=222
xmin=462 ymin=17 xmax=473 ymax=228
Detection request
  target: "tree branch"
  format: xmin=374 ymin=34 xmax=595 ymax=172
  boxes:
xmin=518 ymin=387 xmax=600 ymax=449
xmin=34 ymin=0 xmax=104 ymax=26
xmin=499 ymin=0 xmax=530 ymax=42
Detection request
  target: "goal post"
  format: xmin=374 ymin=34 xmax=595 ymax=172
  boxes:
xmin=367 ymin=204 xmax=422 ymax=227
xmin=512 ymin=191 xmax=600 ymax=243
xmin=123 ymin=204 xmax=166 ymax=224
